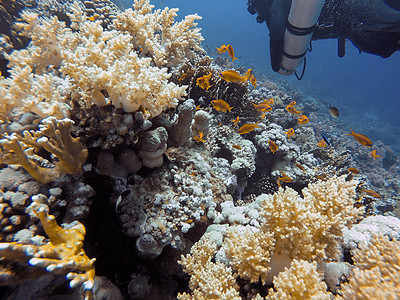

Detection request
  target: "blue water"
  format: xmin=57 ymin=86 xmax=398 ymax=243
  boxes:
xmin=124 ymin=0 xmax=400 ymax=152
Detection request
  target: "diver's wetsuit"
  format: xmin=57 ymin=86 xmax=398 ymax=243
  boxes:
xmin=247 ymin=0 xmax=400 ymax=71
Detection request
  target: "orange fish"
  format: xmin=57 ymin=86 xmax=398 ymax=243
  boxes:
xmin=249 ymin=74 xmax=257 ymax=88
xmin=87 ymin=14 xmax=100 ymax=21
xmin=231 ymin=116 xmax=240 ymax=126
xmin=253 ymin=102 xmax=272 ymax=112
xmin=264 ymin=98 xmax=274 ymax=105
xmin=370 ymin=150 xmax=381 ymax=159
xmin=345 ymin=129 xmax=372 ymax=147
xmin=297 ymin=114 xmax=309 ymax=125
xmin=227 ymin=44 xmax=238 ymax=61
xmin=277 ymin=172 xmax=293 ymax=183
xmin=260 ymin=112 xmax=267 ymax=120
xmin=219 ymin=70 xmax=246 ymax=83
xmin=216 ymin=44 xmax=228 ymax=54
xmin=289 ymin=100 xmax=296 ymax=106
xmin=178 ymin=73 xmax=187 ymax=82
xmin=193 ymin=131 xmax=205 ymax=143
xmin=285 ymin=128 xmax=295 ymax=138
xmin=268 ymin=140 xmax=278 ymax=154
xmin=286 ymin=104 xmax=303 ymax=116
xmin=238 ymin=122 xmax=260 ymax=134
xmin=318 ymin=139 xmax=327 ymax=147
xmin=232 ymin=144 xmax=242 ymax=150
xmin=364 ymin=189 xmax=381 ymax=198
xmin=196 ymin=72 xmax=212 ymax=90
xmin=295 ymin=162 xmax=305 ymax=172
xmin=211 ymin=99 xmax=233 ymax=112
xmin=348 ymin=167 xmax=360 ymax=174
xmin=243 ymin=68 xmax=253 ymax=81
xmin=196 ymin=104 xmax=202 ymax=110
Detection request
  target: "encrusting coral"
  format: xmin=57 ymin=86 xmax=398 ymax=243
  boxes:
xmin=0 ymin=117 xmax=88 ymax=184
xmin=0 ymin=199 xmax=95 ymax=300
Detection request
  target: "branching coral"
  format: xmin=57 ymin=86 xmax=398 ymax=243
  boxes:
xmin=1 ymin=0 xmax=203 ymax=119
xmin=0 ymin=117 xmax=88 ymax=184
xmin=178 ymin=236 xmax=241 ymax=300
xmin=337 ymin=234 xmax=400 ymax=298
xmin=0 ymin=200 xmax=95 ymax=299
xmin=266 ymin=260 xmax=331 ymax=300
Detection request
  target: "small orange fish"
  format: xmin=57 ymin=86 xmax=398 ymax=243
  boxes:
xmin=232 ymin=144 xmax=242 ymax=150
xmin=216 ymin=44 xmax=228 ymax=54
xmin=297 ymin=114 xmax=309 ymax=125
xmin=277 ymin=172 xmax=293 ymax=183
xmin=289 ymin=100 xmax=296 ymax=106
xmin=268 ymin=140 xmax=278 ymax=154
xmin=348 ymin=167 xmax=360 ymax=174
xmin=196 ymin=72 xmax=212 ymax=90
xmin=87 ymin=14 xmax=100 ymax=21
xmin=345 ymin=129 xmax=373 ymax=147
xmin=285 ymin=128 xmax=295 ymax=138
xmin=231 ymin=116 xmax=240 ymax=126
xmin=286 ymin=104 xmax=303 ymax=116
xmin=178 ymin=73 xmax=187 ymax=82
xmin=219 ymin=70 xmax=246 ymax=83
xmin=295 ymin=162 xmax=306 ymax=171
xmin=194 ymin=131 xmax=205 ymax=143
xmin=260 ymin=112 xmax=267 ymax=120
xmin=211 ymin=99 xmax=233 ymax=112
xmin=264 ymin=98 xmax=274 ymax=105
xmin=227 ymin=44 xmax=238 ymax=61
xmin=329 ymin=105 xmax=339 ymax=118
xmin=249 ymin=74 xmax=257 ymax=88
xmin=318 ymin=139 xmax=327 ymax=147
xmin=364 ymin=189 xmax=381 ymax=198
xmin=253 ymin=102 xmax=272 ymax=112
xmin=243 ymin=68 xmax=253 ymax=81
xmin=370 ymin=150 xmax=381 ymax=159
xmin=238 ymin=122 xmax=260 ymax=134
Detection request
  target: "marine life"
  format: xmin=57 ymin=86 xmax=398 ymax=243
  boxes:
xmin=370 ymin=149 xmax=381 ymax=159
xmin=249 ymin=74 xmax=257 ymax=87
xmin=238 ymin=122 xmax=260 ymax=134
xmin=286 ymin=103 xmax=303 ymax=116
xmin=231 ymin=116 xmax=240 ymax=126
xmin=345 ymin=128 xmax=373 ymax=147
xmin=196 ymin=104 xmax=202 ymax=110
xmin=179 ymin=73 xmax=187 ymax=82
xmin=318 ymin=139 xmax=327 ymax=147
xmin=268 ymin=140 xmax=278 ymax=154
xmin=87 ymin=14 xmax=100 ymax=21
xmin=297 ymin=114 xmax=309 ymax=125
xmin=216 ymin=44 xmax=227 ymax=53
xmin=219 ymin=70 xmax=246 ymax=83
xmin=364 ymin=189 xmax=381 ymax=198
xmin=321 ymin=134 xmax=331 ymax=147
xmin=295 ymin=162 xmax=306 ymax=171
xmin=211 ymin=99 xmax=233 ymax=112
xmin=227 ymin=44 xmax=238 ymax=61
xmin=193 ymin=131 xmax=205 ymax=143
xmin=196 ymin=72 xmax=212 ymax=90
xmin=329 ymin=105 xmax=339 ymax=118
xmin=253 ymin=102 xmax=272 ymax=112
xmin=232 ymin=144 xmax=242 ymax=150
xmin=277 ymin=172 xmax=293 ymax=183
xmin=348 ymin=167 xmax=360 ymax=174
xmin=285 ymin=128 xmax=295 ymax=138
xmin=264 ymin=98 xmax=274 ymax=105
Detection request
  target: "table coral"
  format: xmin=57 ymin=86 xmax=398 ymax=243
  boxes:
xmin=0 ymin=117 xmax=88 ymax=184
xmin=0 ymin=200 xmax=95 ymax=300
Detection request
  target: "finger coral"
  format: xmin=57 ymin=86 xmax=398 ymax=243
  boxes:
xmin=337 ymin=234 xmax=400 ymax=298
xmin=0 ymin=200 xmax=95 ymax=300
xmin=0 ymin=117 xmax=88 ymax=183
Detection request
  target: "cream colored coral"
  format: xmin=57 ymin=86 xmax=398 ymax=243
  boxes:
xmin=224 ymin=225 xmax=275 ymax=284
xmin=178 ymin=236 xmax=241 ymax=300
xmin=1 ymin=0 xmax=202 ymax=120
xmin=259 ymin=176 xmax=364 ymax=261
xmin=337 ymin=234 xmax=400 ymax=299
xmin=114 ymin=0 xmax=204 ymax=68
xmin=266 ymin=260 xmax=331 ymax=300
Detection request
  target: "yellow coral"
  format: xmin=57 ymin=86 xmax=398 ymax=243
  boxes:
xmin=0 ymin=200 xmax=95 ymax=300
xmin=266 ymin=260 xmax=331 ymax=300
xmin=0 ymin=117 xmax=88 ymax=183
xmin=224 ymin=225 xmax=275 ymax=284
xmin=178 ymin=236 xmax=241 ymax=300
xmin=337 ymin=234 xmax=400 ymax=298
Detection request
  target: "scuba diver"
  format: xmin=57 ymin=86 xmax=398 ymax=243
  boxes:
xmin=247 ymin=0 xmax=400 ymax=77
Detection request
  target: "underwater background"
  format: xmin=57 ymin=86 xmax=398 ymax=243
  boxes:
xmin=143 ymin=0 xmax=400 ymax=154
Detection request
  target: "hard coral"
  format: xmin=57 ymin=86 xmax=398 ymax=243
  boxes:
xmin=0 ymin=200 xmax=95 ymax=300
xmin=0 ymin=117 xmax=88 ymax=184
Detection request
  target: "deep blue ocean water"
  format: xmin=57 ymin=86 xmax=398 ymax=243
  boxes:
xmin=122 ymin=0 xmax=400 ymax=154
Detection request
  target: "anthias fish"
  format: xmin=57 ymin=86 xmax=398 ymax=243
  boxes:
xmin=346 ymin=129 xmax=373 ymax=147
